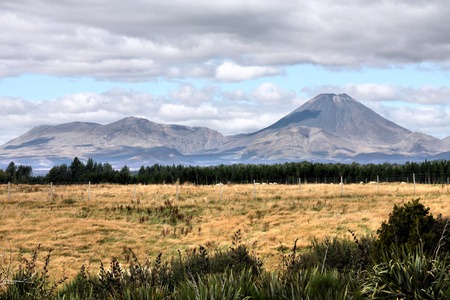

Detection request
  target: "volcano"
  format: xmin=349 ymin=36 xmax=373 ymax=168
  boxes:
xmin=264 ymin=93 xmax=411 ymax=143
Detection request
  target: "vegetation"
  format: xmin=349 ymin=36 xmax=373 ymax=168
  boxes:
xmin=372 ymin=199 xmax=450 ymax=261
xmin=1 ymin=180 xmax=450 ymax=298
xmin=2 ymin=157 xmax=450 ymax=185
xmin=0 ymin=162 xmax=33 ymax=184
xmin=2 ymin=199 xmax=450 ymax=299
xmin=362 ymin=246 xmax=450 ymax=299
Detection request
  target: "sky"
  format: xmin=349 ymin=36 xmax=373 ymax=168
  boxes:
xmin=1 ymin=0 xmax=450 ymax=145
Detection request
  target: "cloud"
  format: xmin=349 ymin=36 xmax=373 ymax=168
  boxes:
xmin=0 ymin=97 xmax=42 ymax=143
xmin=373 ymin=105 xmax=450 ymax=139
xmin=0 ymin=1 xmax=449 ymax=81
xmin=251 ymin=83 xmax=297 ymax=105
xmin=222 ymin=82 xmax=302 ymax=109
xmin=168 ymin=83 xmax=218 ymax=106
xmin=398 ymin=86 xmax=450 ymax=105
xmin=221 ymin=89 xmax=248 ymax=102
xmin=159 ymin=104 xmax=219 ymax=122
xmin=215 ymin=62 xmax=282 ymax=82
xmin=303 ymin=83 xmax=450 ymax=105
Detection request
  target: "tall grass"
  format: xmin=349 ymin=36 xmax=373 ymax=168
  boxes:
xmin=362 ymin=246 xmax=450 ymax=299
xmin=3 ymin=234 xmax=450 ymax=299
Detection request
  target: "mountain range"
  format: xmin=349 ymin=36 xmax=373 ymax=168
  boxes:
xmin=1 ymin=93 xmax=449 ymax=171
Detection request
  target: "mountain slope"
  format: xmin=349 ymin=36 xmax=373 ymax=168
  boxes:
xmin=0 ymin=94 xmax=448 ymax=169
xmin=0 ymin=117 xmax=226 ymax=167
xmin=262 ymin=93 xmax=411 ymax=143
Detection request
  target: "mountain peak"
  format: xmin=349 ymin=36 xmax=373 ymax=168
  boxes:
xmin=262 ymin=93 xmax=410 ymax=143
xmin=113 ymin=116 xmax=153 ymax=125
xmin=310 ymin=93 xmax=358 ymax=104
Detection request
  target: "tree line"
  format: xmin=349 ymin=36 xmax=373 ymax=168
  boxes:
xmin=1 ymin=157 xmax=450 ymax=185
xmin=0 ymin=162 xmax=33 ymax=184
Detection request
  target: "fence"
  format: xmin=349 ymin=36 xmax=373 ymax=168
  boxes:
xmin=2 ymin=173 xmax=449 ymax=202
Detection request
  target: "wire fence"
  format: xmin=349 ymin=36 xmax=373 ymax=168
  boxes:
xmin=2 ymin=172 xmax=449 ymax=202
xmin=266 ymin=174 xmax=450 ymax=185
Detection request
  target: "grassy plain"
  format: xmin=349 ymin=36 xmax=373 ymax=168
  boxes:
xmin=0 ymin=182 xmax=449 ymax=280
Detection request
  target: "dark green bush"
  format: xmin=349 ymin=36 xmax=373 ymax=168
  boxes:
xmin=372 ymin=199 xmax=441 ymax=261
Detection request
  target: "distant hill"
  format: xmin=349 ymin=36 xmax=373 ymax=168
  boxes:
xmin=1 ymin=93 xmax=448 ymax=170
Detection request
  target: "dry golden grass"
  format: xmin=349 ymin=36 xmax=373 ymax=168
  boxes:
xmin=1 ymin=182 xmax=450 ymax=280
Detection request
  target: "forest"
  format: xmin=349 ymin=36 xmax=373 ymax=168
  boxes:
xmin=1 ymin=157 xmax=450 ymax=185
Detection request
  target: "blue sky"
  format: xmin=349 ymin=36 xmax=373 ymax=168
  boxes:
xmin=0 ymin=0 xmax=450 ymax=144
xmin=1 ymin=64 xmax=448 ymax=101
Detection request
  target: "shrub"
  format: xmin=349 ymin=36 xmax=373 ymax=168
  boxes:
xmin=372 ymin=199 xmax=439 ymax=261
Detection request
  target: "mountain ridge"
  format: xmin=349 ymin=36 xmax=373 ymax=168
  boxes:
xmin=1 ymin=93 xmax=448 ymax=170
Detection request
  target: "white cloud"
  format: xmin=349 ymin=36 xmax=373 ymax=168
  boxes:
xmin=215 ymin=62 xmax=282 ymax=82
xmin=168 ymin=83 xmax=217 ymax=106
xmin=0 ymin=97 xmax=37 ymax=114
xmin=303 ymin=83 xmax=450 ymax=105
xmin=398 ymin=86 xmax=450 ymax=105
xmin=251 ymin=82 xmax=296 ymax=105
xmin=221 ymin=89 xmax=248 ymax=102
xmin=373 ymin=105 xmax=450 ymax=139
xmin=222 ymin=83 xmax=302 ymax=110
xmin=159 ymin=104 xmax=219 ymax=122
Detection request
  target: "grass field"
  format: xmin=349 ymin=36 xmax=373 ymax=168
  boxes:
xmin=1 ymin=182 xmax=449 ymax=280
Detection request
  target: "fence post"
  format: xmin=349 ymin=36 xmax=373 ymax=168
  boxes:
xmin=254 ymin=180 xmax=256 ymax=200
xmin=176 ymin=181 xmax=179 ymax=201
xmin=134 ymin=184 xmax=136 ymax=202
xmin=88 ymin=181 xmax=91 ymax=201
xmin=8 ymin=182 xmax=11 ymax=201
xmin=220 ymin=182 xmax=222 ymax=201
xmin=340 ymin=176 xmax=343 ymax=196
xmin=377 ymin=175 xmax=379 ymax=194
xmin=50 ymin=182 xmax=53 ymax=201
xmin=299 ymin=177 xmax=301 ymax=197
xmin=413 ymin=173 xmax=416 ymax=193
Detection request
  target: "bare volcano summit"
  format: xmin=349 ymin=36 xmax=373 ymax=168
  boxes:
xmin=267 ymin=93 xmax=411 ymax=143
xmin=1 ymin=93 xmax=448 ymax=170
